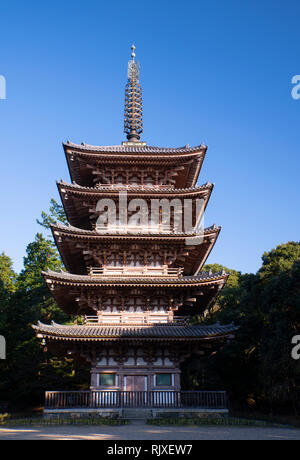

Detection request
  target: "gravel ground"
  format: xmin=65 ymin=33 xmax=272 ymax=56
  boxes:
xmin=0 ymin=423 xmax=299 ymax=440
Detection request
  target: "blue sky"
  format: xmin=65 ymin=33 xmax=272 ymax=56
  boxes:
xmin=0 ymin=0 xmax=299 ymax=274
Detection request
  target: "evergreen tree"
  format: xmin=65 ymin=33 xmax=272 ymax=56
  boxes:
xmin=0 ymin=252 xmax=16 ymax=331
xmin=0 ymin=234 xmax=88 ymax=404
xmin=36 ymin=198 xmax=67 ymax=230
xmin=206 ymin=242 xmax=300 ymax=413
xmin=259 ymin=242 xmax=300 ymax=282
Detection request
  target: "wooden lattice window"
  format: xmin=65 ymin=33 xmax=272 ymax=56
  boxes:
xmin=156 ymin=374 xmax=172 ymax=386
xmin=99 ymin=373 xmax=116 ymax=386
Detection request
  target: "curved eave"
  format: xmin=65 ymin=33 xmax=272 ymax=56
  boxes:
xmin=33 ymin=321 xmax=237 ymax=342
xmin=57 ymin=181 xmax=213 ymax=229
xmin=63 ymin=142 xmax=207 ymax=189
xmin=42 ymin=270 xmax=228 ymax=315
xmin=193 ymin=226 xmax=221 ymax=274
xmin=63 ymin=141 xmax=207 ymax=156
xmin=43 ymin=270 xmax=228 ymax=288
xmin=51 ymin=223 xmax=221 ymax=276
xmin=57 ymin=180 xmax=213 ymax=198
xmin=51 ymin=222 xmax=220 ymax=240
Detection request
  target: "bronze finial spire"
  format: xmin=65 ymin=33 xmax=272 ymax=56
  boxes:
xmin=124 ymin=44 xmax=143 ymax=143
xmin=131 ymin=44 xmax=136 ymax=61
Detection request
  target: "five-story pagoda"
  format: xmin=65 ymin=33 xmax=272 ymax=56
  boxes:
xmin=33 ymin=46 xmax=236 ymax=411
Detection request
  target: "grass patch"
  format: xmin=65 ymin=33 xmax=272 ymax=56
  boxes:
xmin=229 ymin=411 xmax=300 ymax=428
xmin=147 ymin=416 xmax=283 ymax=427
xmin=0 ymin=414 xmax=129 ymax=427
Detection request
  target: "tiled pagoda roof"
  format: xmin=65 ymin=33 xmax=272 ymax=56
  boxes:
xmin=57 ymin=180 xmax=213 ymax=196
xmin=63 ymin=141 xmax=206 ymax=155
xmin=43 ymin=269 xmax=228 ymax=287
xmin=57 ymin=180 xmax=213 ymax=229
xmin=63 ymin=142 xmax=207 ymax=189
xmin=51 ymin=221 xmax=220 ymax=239
xmin=33 ymin=321 xmax=237 ymax=342
xmin=51 ymin=223 xmax=221 ymax=277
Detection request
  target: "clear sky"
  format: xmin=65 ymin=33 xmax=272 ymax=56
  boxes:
xmin=0 ymin=0 xmax=299 ymax=274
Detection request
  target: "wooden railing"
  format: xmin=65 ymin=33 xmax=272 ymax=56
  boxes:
xmin=96 ymin=184 xmax=175 ymax=190
xmin=89 ymin=266 xmax=183 ymax=278
xmin=95 ymin=224 xmax=177 ymax=234
xmin=83 ymin=315 xmax=189 ymax=326
xmin=44 ymin=391 xmax=227 ymax=410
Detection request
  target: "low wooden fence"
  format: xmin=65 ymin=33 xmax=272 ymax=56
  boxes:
xmin=45 ymin=391 xmax=227 ymax=410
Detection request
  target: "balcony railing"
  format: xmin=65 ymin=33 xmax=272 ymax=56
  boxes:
xmin=94 ymin=224 xmax=177 ymax=234
xmin=83 ymin=314 xmax=189 ymax=326
xmin=89 ymin=266 xmax=183 ymax=278
xmin=96 ymin=184 xmax=175 ymax=190
xmin=45 ymin=391 xmax=227 ymax=410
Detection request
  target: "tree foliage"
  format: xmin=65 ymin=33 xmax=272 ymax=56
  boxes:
xmin=0 ymin=233 xmax=89 ymax=404
xmin=36 ymin=198 xmax=67 ymax=230
xmin=201 ymin=242 xmax=300 ymax=413
xmin=0 ymin=253 xmax=16 ymax=334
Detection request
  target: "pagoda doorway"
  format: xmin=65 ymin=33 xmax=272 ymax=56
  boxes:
xmin=125 ymin=375 xmax=147 ymax=391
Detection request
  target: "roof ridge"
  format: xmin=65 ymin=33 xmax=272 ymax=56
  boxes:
xmin=57 ymin=180 xmax=213 ymax=193
xmin=51 ymin=221 xmax=221 ymax=236
xmin=34 ymin=321 xmax=236 ymax=329
xmin=43 ymin=269 xmax=229 ymax=281
xmin=32 ymin=321 xmax=238 ymax=339
xmin=63 ymin=141 xmax=206 ymax=154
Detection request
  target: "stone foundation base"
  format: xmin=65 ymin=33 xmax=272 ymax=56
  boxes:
xmin=44 ymin=407 xmax=228 ymax=420
xmin=43 ymin=408 xmax=122 ymax=419
xmin=152 ymin=408 xmax=228 ymax=419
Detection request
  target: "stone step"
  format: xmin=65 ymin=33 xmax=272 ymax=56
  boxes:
xmin=122 ymin=409 xmax=153 ymax=419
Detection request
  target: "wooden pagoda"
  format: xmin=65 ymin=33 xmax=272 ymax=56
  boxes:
xmin=33 ymin=46 xmax=236 ymax=415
